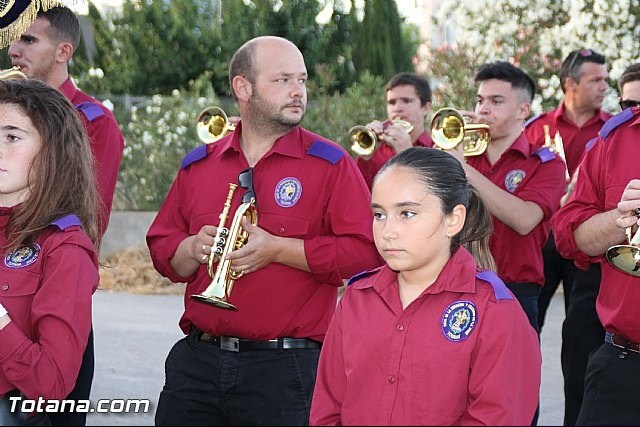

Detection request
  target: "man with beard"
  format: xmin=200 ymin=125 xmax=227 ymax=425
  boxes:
xmin=8 ymin=6 xmax=124 ymax=237
xmin=147 ymin=36 xmax=382 ymax=426
xmin=7 ymin=7 xmax=124 ymax=427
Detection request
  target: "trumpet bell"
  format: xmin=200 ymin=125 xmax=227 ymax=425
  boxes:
xmin=431 ymin=108 xmax=490 ymax=156
xmin=347 ymin=119 xmax=413 ymax=157
xmin=606 ymin=245 xmax=640 ymax=277
xmin=197 ymin=106 xmax=235 ymax=144
xmin=606 ymin=211 xmax=640 ymax=277
xmin=191 ymin=293 xmax=238 ymax=310
xmin=348 ymin=125 xmax=378 ymax=157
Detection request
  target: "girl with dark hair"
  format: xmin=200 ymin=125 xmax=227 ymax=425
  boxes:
xmin=311 ymin=147 xmax=541 ymax=425
xmin=0 ymin=79 xmax=99 ymax=422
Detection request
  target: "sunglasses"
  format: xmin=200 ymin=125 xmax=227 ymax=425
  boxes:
xmin=565 ymin=49 xmax=593 ymax=77
xmin=238 ymin=167 xmax=256 ymax=205
xmin=619 ymin=100 xmax=640 ymax=110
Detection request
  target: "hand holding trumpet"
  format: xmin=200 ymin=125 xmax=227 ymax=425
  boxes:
xmin=348 ymin=118 xmax=413 ymax=157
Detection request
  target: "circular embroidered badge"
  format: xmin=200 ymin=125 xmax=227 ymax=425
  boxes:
xmin=274 ymin=177 xmax=302 ymax=208
xmin=4 ymin=243 xmax=41 ymax=268
xmin=441 ymin=300 xmax=477 ymax=342
xmin=504 ymin=169 xmax=526 ymax=193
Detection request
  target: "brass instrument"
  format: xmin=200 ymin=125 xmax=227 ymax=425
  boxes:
xmin=196 ymin=106 xmax=236 ymax=144
xmin=191 ymin=182 xmax=258 ymax=310
xmin=430 ymin=108 xmax=490 ymax=157
xmin=0 ymin=66 xmax=26 ymax=80
xmin=543 ymin=125 xmax=570 ymax=181
xmin=606 ymin=209 xmax=640 ymax=277
xmin=348 ymin=119 xmax=414 ymax=157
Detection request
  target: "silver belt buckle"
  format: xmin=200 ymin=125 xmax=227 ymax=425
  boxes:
xmin=220 ymin=337 xmax=239 ymax=352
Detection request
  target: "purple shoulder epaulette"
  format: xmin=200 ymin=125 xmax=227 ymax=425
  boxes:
xmin=75 ymin=102 xmax=105 ymax=122
xmin=599 ymin=108 xmax=636 ymax=141
xmin=347 ymin=269 xmax=377 ymax=286
xmin=51 ymin=214 xmax=82 ymax=230
xmin=307 ymin=140 xmax=344 ymax=165
xmin=524 ymin=112 xmax=544 ymax=128
xmin=531 ymin=146 xmax=556 ymax=163
xmin=181 ymin=144 xmax=208 ymax=169
xmin=476 ymin=270 xmax=513 ymax=300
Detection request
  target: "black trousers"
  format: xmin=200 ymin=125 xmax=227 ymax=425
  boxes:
xmin=155 ymin=329 xmax=321 ymax=426
xmin=561 ymin=264 xmax=603 ymax=426
xmin=47 ymin=327 xmax=94 ymax=426
xmin=576 ymin=342 xmax=640 ymax=425
xmin=506 ymin=282 xmax=541 ymax=427
xmin=539 ymin=232 xmax=576 ymax=331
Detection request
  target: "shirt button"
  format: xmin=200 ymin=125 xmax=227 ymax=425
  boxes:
xmin=396 ymin=324 xmax=404 ymax=331
xmin=1 ymin=284 xmax=8 ymax=291
xmin=279 ymin=227 xmax=285 ymax=234
xmin=388 ymin=375 xmax=396 ymax=383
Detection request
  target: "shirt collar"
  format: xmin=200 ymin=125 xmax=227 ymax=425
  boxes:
xmin=555 ymin=102 xmax=611 ymax=125
xmin=506 ymin=132 xmax=532 ymax=158
xmin=215 ymin=121 xmax=305 ymax=161
xmin=356 ymin=247 xmax=479 ymax=297
xmin=58 ymin=77 xmax=78 ymax=100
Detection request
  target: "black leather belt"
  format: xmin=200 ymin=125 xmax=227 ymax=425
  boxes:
xmin=606 ymin=331 xmax=640 ymax=354
xmin=194 ymin=330 xmax=321 ymax=352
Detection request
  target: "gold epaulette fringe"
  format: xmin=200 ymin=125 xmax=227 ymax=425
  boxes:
xmin=0 ymin=1 xmax=83 ymax=49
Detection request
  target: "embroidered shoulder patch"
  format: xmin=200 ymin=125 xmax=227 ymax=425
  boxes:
xmin=504 ymin=169 xmax=526 ymax=192
xmin=441 ymin=300 xmax=477 ymax=342
xmin=4 ymin=244 xmax=41 ymax=268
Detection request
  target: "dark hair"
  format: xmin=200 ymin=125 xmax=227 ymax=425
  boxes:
xmin=386 ymin=72 xmax=432 ymax=106
xmin=38 ymin=6 xmax=81 ymax=50
xmin=475 ymin=61 xmax=536 ymax=103
xmin=0 ymin=79 xmax=100 ymax=251
xmin=559 ymin=49 xmax=606 ymax=92
xmin=377 ymin=147 xmax=496 ymax=271
xmin=618 ymin=63 xmax=640 ymax=93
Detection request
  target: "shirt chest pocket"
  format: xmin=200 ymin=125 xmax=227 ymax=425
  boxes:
xmin=259 ymin=213 xmax=309 ymax=238
xmin=0 ymin=269 xmax=40 ymax=327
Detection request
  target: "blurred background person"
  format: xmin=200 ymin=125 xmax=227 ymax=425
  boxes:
xmin=355 ymin=72 xmax=433 ymax=189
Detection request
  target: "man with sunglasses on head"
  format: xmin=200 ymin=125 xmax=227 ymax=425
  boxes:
xmin=523 ymin=49 xmax=612 ymax=426
xmin=147 ymin=36 xmax=382 ymax=426
xmin=551 ymin=62 xmax=640 ymax=426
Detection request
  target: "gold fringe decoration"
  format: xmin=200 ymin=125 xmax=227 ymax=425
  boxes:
xmin=0 ymin=0 xmax=84 ymax=49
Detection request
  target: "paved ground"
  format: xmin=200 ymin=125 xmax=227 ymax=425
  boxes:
xmin=86 ymin=289 xmax=567 ymax=426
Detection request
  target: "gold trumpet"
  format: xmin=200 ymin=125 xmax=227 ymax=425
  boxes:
xmin=196 ymin=106 xmax=236 ymax=144
xmin=430 ymin=108 xmax=490 ymax=157
xmin=606 ymin=209 xmax=640 ymax=277
xmin=348 ymin=119 xmax=413 ymax=157
xmin=191 ymin=174 xmax=258 ymax=310
xmin=0 ymin=66 xmax=27 ymax=80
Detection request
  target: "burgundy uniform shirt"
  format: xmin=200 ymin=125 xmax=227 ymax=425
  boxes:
xmin=0 ymin=210 xmax=98 ymax=399
xmin=147 ymin=124 xmax=382 ymax=342
xmin=466 ymin=134 xmax=566 ymax=285
xmin=551 ymin=107 xmax=640 ymax=343
xmin=524 ymin=104 xmax=611 ymax=177
xmin=357 ymin=131 xmax=433 ymax=190
xmin=310 ymin=248 xmax=541 ymax=426
xmin=59 ymin=78 xmax=124 ymax=236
